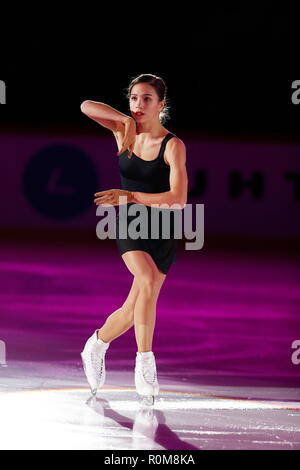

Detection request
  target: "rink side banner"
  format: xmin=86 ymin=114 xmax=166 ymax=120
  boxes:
xmin=0 ymin=132 xmax=299 ymax=238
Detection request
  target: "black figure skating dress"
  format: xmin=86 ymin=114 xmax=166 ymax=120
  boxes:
xmin=116 ymin=133 xmax=179 ymax=274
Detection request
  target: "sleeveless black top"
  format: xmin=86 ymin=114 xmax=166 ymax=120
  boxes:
xmin=118 ymin=132 xmax=176 ymax=193
xmin=115 ymin=132 xmax=178 ymax=274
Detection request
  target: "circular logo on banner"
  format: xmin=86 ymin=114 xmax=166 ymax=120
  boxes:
xmin=23 ymin=144 xmax=98 ymax=220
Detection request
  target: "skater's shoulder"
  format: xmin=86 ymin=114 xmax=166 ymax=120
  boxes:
xmin=165 ymin=136 xmax=186 ymax=166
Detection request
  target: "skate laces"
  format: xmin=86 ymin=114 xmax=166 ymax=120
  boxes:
xmin=138 ymin=356 xmax=157 ymax=385
xmin=86 ymin=344 xmax=106 ymax=375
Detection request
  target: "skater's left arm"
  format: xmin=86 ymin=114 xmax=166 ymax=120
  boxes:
xmin=131 ymin=138 xmax=188 ymax=209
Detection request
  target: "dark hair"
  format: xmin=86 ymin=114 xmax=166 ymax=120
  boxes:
xmin=124 ymin=73 xmax=171 ymax=124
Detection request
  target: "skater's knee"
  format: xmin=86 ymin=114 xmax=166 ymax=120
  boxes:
xmin=135 ymin=273 xmax=156 ymax=296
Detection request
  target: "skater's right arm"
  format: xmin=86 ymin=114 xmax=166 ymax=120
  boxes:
xmin=80 ymin=100 xmax=130 ymax=132
xmin=80 ymin=100 xmax=136 ymax=157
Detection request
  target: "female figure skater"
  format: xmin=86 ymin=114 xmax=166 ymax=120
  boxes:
xmin=80 ymin=74 xmax=188 ymax=405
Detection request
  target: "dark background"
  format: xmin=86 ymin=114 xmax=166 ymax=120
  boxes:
xmin=1 ymin=68 xmax=299 ymax=141
xmin=1 ymin=2 xmax=299 ymax=141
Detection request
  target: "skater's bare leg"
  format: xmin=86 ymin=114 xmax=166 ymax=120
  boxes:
xmin=120 ymin=251 xmax=166 ymax=352
xmin=97 ymin=276 xmax=140 ymax=343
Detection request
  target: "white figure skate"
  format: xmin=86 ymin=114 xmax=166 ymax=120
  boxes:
xmin=80 ymin=329 xmax=110 ymax=396
xmin=135 ymin=351 xmax=159 ymax=406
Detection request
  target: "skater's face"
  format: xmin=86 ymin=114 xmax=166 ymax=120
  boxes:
xmin=129 ymin=83 xmax=165 ymax=122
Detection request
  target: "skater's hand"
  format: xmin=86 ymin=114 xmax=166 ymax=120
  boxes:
xmin=117 ymin=117 xmax=136 ymax=158
xmin=94 ymin=189 xmax=135 ymax=206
